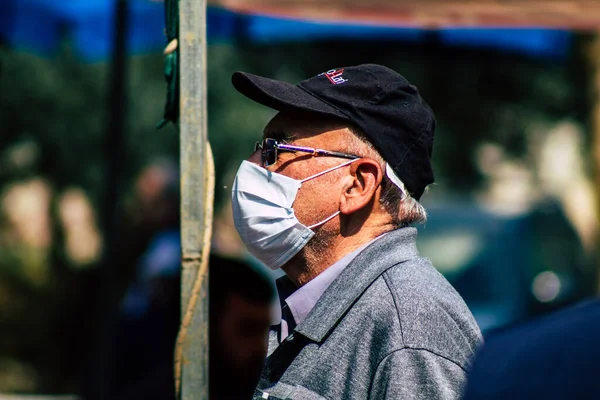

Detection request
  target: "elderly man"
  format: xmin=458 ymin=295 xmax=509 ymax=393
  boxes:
xmin=230 ymin=64 xmax=482 ymax=399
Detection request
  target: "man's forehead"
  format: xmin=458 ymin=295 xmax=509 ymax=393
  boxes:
xmin=263 ymin=111 xmax=349 ymax=140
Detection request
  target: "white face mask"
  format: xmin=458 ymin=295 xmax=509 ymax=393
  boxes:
xmin=231 ymin=158 xmax=358 ymax=270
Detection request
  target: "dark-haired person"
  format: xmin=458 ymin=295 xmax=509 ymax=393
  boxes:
xmin=229 ymin=64 xmax=482 ymax=399
xmin=209 ymin=255 xmax=275 ymax=400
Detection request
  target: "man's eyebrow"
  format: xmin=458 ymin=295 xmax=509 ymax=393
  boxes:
xmin=264 ymin=129 xmax=294 ymax=143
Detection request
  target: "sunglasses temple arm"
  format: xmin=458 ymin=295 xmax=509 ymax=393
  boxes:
xmin=315 ymin=149 xmax=360 ymax=159
xmin=276 ymin=143 xmax=315 ymax=153
xmin=278 ymin=144 xmax=358 ymax=159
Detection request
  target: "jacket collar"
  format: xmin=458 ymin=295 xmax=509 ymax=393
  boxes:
xmin=293 ymin=227 xmax=420 ymax=342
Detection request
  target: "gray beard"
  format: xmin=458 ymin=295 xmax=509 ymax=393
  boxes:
xmin=302 ymin=224 xmax=337 ymax=273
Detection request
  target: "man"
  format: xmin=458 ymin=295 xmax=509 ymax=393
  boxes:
xmin=463 ymin=299 xmax=600 ymax=400
xmin=209 ymin=255 xmax=275 ymax=400
xmin=230 ymin=64 xmax=482 ymax=399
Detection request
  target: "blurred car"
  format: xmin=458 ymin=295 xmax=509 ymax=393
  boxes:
xmin=417 ymin=199 xmax=595 ymax=334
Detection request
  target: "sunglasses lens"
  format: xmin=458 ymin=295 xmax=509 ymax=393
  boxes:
xmin=263 ymin=139 xmax=277 ymax=166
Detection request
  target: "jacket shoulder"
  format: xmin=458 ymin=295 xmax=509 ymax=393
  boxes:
xmin=381 ymin=257 xmax=482 ymax=370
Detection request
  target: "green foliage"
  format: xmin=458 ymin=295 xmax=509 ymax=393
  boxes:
xmin=0 ymin=37 xmax=592 ymax=393
xmin=1 ymin=40 xmax=590 ymax=209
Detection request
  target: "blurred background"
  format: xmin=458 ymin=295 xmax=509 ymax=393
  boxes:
xmin=1 ymin=0 xmax=599 ymax=397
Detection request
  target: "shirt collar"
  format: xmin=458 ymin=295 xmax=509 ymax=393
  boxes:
xmin=296 ymin=227 xmax=420 ymax=342
xmin=283 ymin=236 xmax=381 ymax=328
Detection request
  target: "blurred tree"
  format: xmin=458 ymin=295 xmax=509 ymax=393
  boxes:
xmin=0 ymin=35 xmax=593 ymax=393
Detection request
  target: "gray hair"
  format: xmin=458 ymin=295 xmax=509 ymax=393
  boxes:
xmin=345 ymin=127 xmax=428 ymax=228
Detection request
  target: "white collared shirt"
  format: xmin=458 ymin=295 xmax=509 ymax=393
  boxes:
xmin=279 ymin=234 xmax=387 ymax=341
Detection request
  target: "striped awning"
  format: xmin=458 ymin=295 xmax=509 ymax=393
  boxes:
xmin=210 ymin=0 xmax=600 ymax=30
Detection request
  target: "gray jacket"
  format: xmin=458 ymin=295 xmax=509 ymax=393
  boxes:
xmin=254 ymin=227 xmax=483 ymax=400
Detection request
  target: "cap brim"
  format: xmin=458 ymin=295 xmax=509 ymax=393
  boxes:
xmin=232 ymin=71 xmax=347 ymax=120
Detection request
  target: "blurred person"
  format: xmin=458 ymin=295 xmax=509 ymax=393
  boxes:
xmin=463 ymin=298 xmax=600 ymax=400
xmin=110 ymin=158 xmax=180 ymax=299
xmin=229 ymin=64 xmax=482 ymax=399
xmin=115 ymin=158 xmax=180 ymax=321
xmin=58 ymin=188 xmax=102 ymax=267
xmin=209 ymin=254 xmax=274 ymax=400
xmin=108 ymin=159 xmax=181 ymax=400
xmin=110 ymin=231 xmax=181 ymax=400
xmin=131 ymin=158 xmax=180 ymax=232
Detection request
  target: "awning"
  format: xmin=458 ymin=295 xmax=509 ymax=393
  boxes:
xmin=210 ymin=0 xmax=600 ymax=30
xmin=0 ymin=0 xmax=585 ymax=61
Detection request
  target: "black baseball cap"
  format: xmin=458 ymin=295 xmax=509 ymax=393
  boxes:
xmin=231 ymin=64 xmax=435 ymax=200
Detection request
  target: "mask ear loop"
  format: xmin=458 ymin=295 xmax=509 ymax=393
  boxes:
xmin=307 ymin=210 xmax=340 ymax=229
xmin=299 ymin=158 xmax=360 ymax=184
xmin=302 ymin=158 xmax=359 ymax=230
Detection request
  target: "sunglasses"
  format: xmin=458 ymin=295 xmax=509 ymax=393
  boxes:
xmin=254 ymin=138 xmax=359 ymax=167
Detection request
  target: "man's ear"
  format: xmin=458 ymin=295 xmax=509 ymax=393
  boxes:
xmin=339 ymin=159 xmax=383 ymax=215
